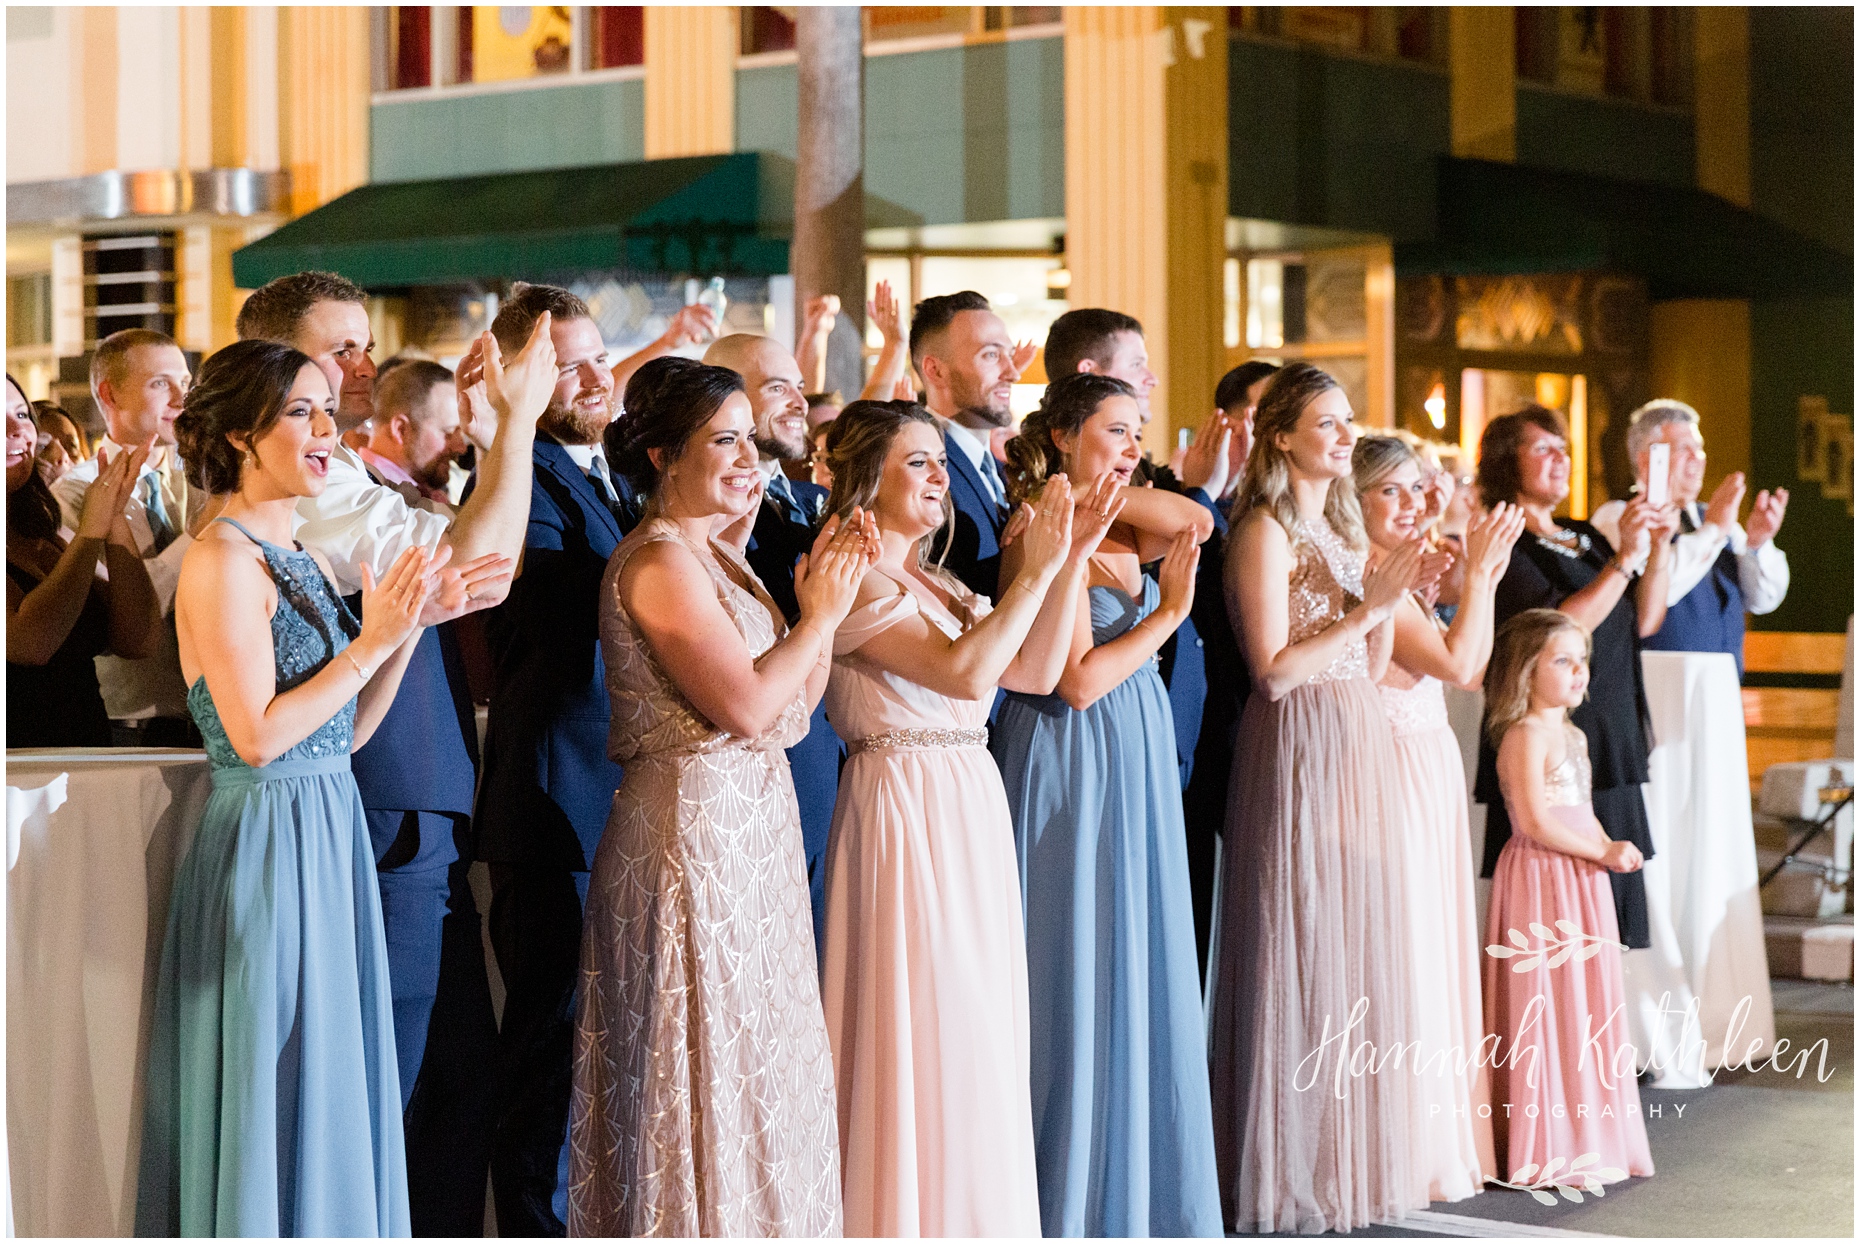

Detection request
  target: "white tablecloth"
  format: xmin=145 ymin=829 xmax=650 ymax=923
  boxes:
xmin=5 ymin=748 xmax=212 ymax=1238
xmin=1625 ymin=652 xmax=1778 ymax=1086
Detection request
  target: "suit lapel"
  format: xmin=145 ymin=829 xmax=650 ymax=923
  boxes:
xmin=536 ymin=439 xmax=624 ymax=547
xmin=942 ymin=430 xmax=1004 ymax=536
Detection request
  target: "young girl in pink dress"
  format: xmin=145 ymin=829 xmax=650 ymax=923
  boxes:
xmin=1483 ymin=609 xmax=1655 ymax=1190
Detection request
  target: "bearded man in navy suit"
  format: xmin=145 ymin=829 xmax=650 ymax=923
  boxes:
xmin=908 ymin=291 xmax=1019 ymax=602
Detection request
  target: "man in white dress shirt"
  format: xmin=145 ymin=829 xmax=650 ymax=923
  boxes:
xmin=52 ymin=329 xmax=196 ymax=746
xmin=1591 ymin=398 xmax=1786 ymax=1082
xmin=1591 ymin=399 xmax=1790 ymax=665
xmin=235 ymin=270 xmax=555 ymax=1234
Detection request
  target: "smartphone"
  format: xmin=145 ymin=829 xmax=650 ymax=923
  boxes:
xmin=1647 ymin=443 xmax=1671 ymax=507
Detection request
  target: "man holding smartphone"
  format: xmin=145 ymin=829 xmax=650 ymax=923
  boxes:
xmin=1593 ymin=399 xmax=1791 ymax=664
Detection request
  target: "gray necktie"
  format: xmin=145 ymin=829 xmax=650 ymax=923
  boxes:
xmin=586 ymin=452 xmax=619 ymax=506
xmin=140 ymin=471 xmax=176 ymax=553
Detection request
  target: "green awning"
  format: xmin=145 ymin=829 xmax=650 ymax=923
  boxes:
xmin=232 ymin=152 xmax=801 ymax=289
xmin=1396 ymin=157 xmax=1852 ymax=300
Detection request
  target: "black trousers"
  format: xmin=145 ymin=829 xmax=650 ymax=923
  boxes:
xmin=366 ymin=811 xmax=501 ymax=1237
xmin=487 ymin=863 xmax=589 ymax=1238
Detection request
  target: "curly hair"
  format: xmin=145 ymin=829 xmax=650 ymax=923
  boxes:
xmin=1476 ymin=403 xmax=1568 ymax=508
xmin=1484 ymin=607 xmax=1590 ymax=747
xmin=174 ymin=340 xmax=319 ymax=495
xmin=1001 ymin=372 xmax=1135 ymax=506
xmin=607 ymin=355 xmax=746 ymax=495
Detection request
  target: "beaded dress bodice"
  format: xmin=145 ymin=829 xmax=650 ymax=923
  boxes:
xmin=1289 ymin=519 xmax=1369 ymax=685
xmin=600 ymin=519 xmax=809 ymax=761
xmin=188 ymin=519 xmax=361 ymax=770
xmin=1544 ymin=721 xmax=1593 ymax=809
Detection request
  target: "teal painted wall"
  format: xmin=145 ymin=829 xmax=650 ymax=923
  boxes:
xmin=1514 ymin=85 xmax=1694 ymax=189
xmin=1747 ymin=7 xmax=1854 ymax=634
xmin=736 ymin=36 xmax=1065 ymax=226
xmin=370 ymin=76 xmax=646 ymax=183
xmin=1228 ymin=39 xmax=1450 ymax=244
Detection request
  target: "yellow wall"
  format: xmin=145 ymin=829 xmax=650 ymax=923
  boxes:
xmin=1448 ymin=7 xmax=1516 ymax=162
xmin=279 ymin=7 xmax=371 ymax=216
xmin=1064 ymin=6 xmax=1228 ymax=448
xmin=644 ymin=6 xmax=737 ymax=159
xmin=1649 ymin=299 xmax=1753 ymax=494
xmin=1695 ymin=6 xmax=1751 ymax=207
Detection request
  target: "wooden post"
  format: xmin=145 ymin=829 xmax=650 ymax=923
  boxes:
xmin=793 ymin=8 xmax=866 ymax=399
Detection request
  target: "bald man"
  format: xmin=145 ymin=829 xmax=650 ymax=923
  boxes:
xmin=701 ymin=332 xmax=839 ymax=949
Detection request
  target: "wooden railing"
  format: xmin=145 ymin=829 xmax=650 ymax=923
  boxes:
xmin=1743 ymin=631 xmax=1848 ymax=788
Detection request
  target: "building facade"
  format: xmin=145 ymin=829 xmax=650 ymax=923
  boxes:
xmin=6 ymin=5 xmax=1850 ymax=628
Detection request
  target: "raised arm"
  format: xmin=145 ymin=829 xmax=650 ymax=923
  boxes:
xmin=1228 ymin=512 xmax=1418 ymax=701
xmin=608 ymin=304 xmax=719 ymax=399
xmin=101 ymin=503 xmax=160 ymax=660
xmin=1388 ymin=502 xmax=1525 ymax=688
xmin=858 ymin=280 xmax=910 ymax=403
xmin=1634 ymin=503 xmax=1677 ymax=637
xmin=438 ymin=316 xmax=557 ymax=601
xmin=1102 ymin=482 xmax=1215 ymax=562
xmin=180 ymin=541 xmax=430 ymax=767
xmin=1053 ymin=526 xmax=1198 ymax=711
xmin=7 ymin=444 xmax=148 ymax=665
xmin=621 ymin=515 xmax=872 ymax=738
xmin=856 ymin=478 xmax=1096 ymax=700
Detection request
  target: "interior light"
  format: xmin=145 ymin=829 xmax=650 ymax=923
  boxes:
xmin=1424 ymin=381 xmax=1447 ymax=430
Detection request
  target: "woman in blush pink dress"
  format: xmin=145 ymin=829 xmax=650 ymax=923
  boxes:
xmin=1483 ymin=609 xmax=1654 ymax=1189
xmin=817 ymin=399 xmax=1120 ymax=1237
xmin=1354 ymin=436 xmax=1524 ymax=1203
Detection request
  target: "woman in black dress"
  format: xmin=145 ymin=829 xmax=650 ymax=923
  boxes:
xmin=1472 ymin=404 xmax=1677 ymax=948
xmin=5 ymin=374 xmax=158 ymax=746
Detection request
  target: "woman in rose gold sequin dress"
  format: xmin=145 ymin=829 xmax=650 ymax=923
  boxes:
xmin=815 ymin=401 xmax=1115 ymax=1237
xmin=568 ymin=358 xmax=874 ymax=1237
xmin=1208 ymin=363 xmax=1428 ymax=1234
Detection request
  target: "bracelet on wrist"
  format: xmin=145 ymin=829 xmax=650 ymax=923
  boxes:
xmin=343 ymin=650 xmax=374 ymax=683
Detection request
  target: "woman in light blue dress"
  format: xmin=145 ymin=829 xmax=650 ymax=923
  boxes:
xmin=992 ymin=373 xmax=1222 ymax=1237
xmin=137 ymin=340 xmax=442 ymax=1237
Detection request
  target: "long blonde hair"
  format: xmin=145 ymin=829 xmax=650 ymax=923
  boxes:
xmin=1483 ymin=609 xmax=1590 ymax=746
xmin=1235 ymin=362 xmax=1367 ymax=552
xmin=822 ymin=398 xmax=962 ymax=586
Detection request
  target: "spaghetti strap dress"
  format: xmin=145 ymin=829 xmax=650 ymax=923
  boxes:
xmin=136 ymin=517 xmax=408 ymax=1237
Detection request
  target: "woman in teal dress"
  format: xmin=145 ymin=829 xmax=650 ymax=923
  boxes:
xmin=137 ymin=340 xmax=440 ymax=1237
xmin=992 ymin=373 xmax=1222 ymax=1237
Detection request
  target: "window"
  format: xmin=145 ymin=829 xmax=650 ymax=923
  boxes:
xmin=593 ymin=6 xmax=643 ymax=69
xmin=741 ymin=6 xmax=795 ymax=56
xmin=7 ymin=274 xmax=52 ymax=349
xmin=742 ymin=6 xmax=1060 ymax=58
xmin=1230 ymin=7 xmax=1444 ymax=67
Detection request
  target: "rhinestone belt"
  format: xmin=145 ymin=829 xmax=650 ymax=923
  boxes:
xmin=847 ymin=726 xmax=989 ymax=756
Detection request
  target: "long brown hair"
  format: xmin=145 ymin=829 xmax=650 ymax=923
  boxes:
xmin=1235 ymin=361 xmax=1366 ymax=552
xmin=1002 ymin=372 xmax=1134 ymax=505
xmin=823 ymin=399 xmax=962 ymax=584
xmin=1483 ymin=608 xmax=1590 ymax=746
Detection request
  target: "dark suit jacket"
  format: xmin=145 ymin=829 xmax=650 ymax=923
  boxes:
xmin=940 ymin=428 xmax=1007 ymax=603
xmin=345 ymin=461 xmax=479 ymax=821
xmin=740 ymin=475 xmax=841 ymax=890
xmin=1148 ymin=468 xmax=1230 ymax=786
xmin=474 ymin=437 xmax=629 ymax=870
xmin=744 ymin=477 xmax=827 ymax=623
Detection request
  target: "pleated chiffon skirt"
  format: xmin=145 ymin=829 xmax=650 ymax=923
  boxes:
xmin=1484 ymin=812 xmax=1655 ymax=1187
xmin=1208 ymin=676 xmax=1425 ymax=1234
xmin=136 ymin=756 xmax=409 ymax=1238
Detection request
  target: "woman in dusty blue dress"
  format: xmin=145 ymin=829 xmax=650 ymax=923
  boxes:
xmin=992 ymin=374 xmax=1222 ymax=1236
xmin=136 ymin=340 xmax=443 ymax=1237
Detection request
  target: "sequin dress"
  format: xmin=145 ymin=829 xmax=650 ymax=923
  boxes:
xmin=569 ymin=519 xmax=841 ymax=1237
xmin=992 ymin=574 xmax=1223 ymax=1238
xmin=1379 ymin=662 xmax=1496 ymax=1202
xmin=137 ymin=518 xmax=409 ymax=1237
xmin=1208 ymin=518 xmax=1423 ymax=1234
xmin=1484 ymin=723 xmax=1654 ymax=1186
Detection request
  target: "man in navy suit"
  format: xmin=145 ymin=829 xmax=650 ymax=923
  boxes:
xmin=701 ymin=332 xmax=840 ymax=947
xmin=909 ymin=291 xmax=1018 ymax=602
xmin=237 ymin=270 xmax=547 ymax=1234
xmin=473 ymin=282 xmax=631 ymax=1237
